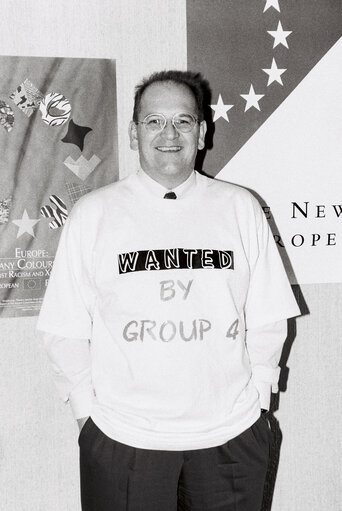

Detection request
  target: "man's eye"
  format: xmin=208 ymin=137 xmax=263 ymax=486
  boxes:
xmin=147 ymin=118 xmax=163 ymax=129
xmin=174 ymin=114 xmax=195 ymax=130
xmin=175 ymin=119 xmax=191 ymax=127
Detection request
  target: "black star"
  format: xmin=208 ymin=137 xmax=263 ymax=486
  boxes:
xmin=61 ymin=119 xmax=92 ymax=151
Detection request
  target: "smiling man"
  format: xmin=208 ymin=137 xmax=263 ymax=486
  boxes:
xmin=37 ymin=70 xmax=300 ymax=511
xmin=129 ymin=77 xmax=206 ymax=189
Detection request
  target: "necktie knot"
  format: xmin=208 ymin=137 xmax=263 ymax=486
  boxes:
xmin=163 ymin=191 xmax=177 ymax=200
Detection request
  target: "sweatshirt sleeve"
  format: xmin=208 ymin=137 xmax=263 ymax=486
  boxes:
xmin=36 ymin=200 xmax=97 ymax=418
xmin=246 ymin=319 xmax=287 ymax=410
xmin=244 ymin=197 xmax=300 ymax=329
xmin=36 ymin=201 xmax=97 ymax=338
xmin=41 ymin=331 xmax=94 ymax=419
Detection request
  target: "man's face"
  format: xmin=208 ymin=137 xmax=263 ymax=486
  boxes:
xmin=129 ymin=81 xmax=206 ymax=188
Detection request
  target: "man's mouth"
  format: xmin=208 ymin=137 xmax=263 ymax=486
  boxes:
xmin=156 ymin=146 xmax=182 ymax=152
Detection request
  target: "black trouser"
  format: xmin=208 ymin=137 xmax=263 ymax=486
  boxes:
xmin=79 ymin=415 xmax=272 ymax=511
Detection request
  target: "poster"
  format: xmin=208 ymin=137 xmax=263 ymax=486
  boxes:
xmin=187 ymin=0 xmax=342 ymax=284
xmin=0 ymin=56 xmax=118 ymax=317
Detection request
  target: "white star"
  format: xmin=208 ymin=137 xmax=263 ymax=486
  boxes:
xmin=240 ymin=84 xmax=264 ymax=112
xmin=262 ymin=58 xmax=287 ymax=86
xmin=210 ymin=94 xmax=234 ymax=122
xmin=267 ymin=21 xmax=292 ymax=49
xmin=12 ymin=209 xmax=40 ymax=238
xmin=263 ymin=0 xmax=280 ymax=13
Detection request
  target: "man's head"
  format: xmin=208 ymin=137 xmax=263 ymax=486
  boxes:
xmin=129 ymin=70 xmax=208 ymax=189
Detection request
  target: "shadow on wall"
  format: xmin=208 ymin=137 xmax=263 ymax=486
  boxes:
xmin=194 ymin=74 xmax=214 ymax=173
xmin=262 ymin=284 xmax=308 ymax=511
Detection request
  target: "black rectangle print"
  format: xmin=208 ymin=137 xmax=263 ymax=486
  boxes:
xmin=118 ymin=248 xmax=234 ymax=274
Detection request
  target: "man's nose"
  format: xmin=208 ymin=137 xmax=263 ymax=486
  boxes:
xmin=162 ymin=119 xmax=179 ymax=139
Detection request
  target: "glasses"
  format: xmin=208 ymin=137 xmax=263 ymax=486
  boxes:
xmin=136 ymin=113 xmax=199 ymax=133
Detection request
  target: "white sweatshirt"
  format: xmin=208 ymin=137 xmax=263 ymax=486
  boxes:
xmin=37 ymin=170 xmax=300 ymax=450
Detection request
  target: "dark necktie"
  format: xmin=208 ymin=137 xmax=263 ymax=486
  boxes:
xmin=163 ymin=191 xmax=177 ymax=199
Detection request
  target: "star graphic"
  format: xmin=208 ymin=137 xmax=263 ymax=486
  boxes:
xmin=12 ymin=209 xmax=40 ymax=238
xmin=240 ymin=84 xmax=264 ymax=112
xmin=61 ymin=119 xmax=92 ymax=151
xmin=263 ymin=0 xmax=280 ymax=13
xmin=262 ymin=58 xmax=287 ymax=86
xmin=267 ymin=21 xmax=292 ymax=49
xmin=210 ymin=94 xmax=234 ymax=122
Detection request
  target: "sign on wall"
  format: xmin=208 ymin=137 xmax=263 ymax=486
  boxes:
xmin=187 ymin=0 xmax=342 ymax=284
xmin=0 ymin=56 xmax=118 ymax=317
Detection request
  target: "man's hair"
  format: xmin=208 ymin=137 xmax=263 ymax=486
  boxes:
xmin=132 ymin=70 xmax=209 ymax=123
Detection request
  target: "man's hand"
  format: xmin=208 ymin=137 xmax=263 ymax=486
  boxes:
xmin=77 ymin=416 xmax=90 ymax=432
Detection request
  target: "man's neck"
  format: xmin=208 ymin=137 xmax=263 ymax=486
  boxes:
xmin=140 ymin=169 xmax=193 ymax=190
xmin=137 ymin=168 xmax=196 ymax=198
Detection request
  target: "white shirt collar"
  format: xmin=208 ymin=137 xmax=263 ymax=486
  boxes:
xmin=136 ymin=169 xmax=197 ymax=198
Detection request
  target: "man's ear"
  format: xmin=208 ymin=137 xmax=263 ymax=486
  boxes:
xmin=129 ymin=121 xmax=139 ymax=151
xmin=198 ymin=120 xmax=207 ymax=151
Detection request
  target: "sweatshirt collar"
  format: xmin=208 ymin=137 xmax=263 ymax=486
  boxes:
xmin=136 ymin=169 xmax=197 ymax=199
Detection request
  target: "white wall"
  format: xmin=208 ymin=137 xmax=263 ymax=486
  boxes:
xmin=272 ymin=284 xmax=342 ymax=511
xmin=0 ymin=2 xmax=340 ymax=510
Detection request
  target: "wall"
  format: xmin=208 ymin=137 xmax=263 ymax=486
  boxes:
xmin=0 ymin=2 xmax=340 ymax=510
xmin=271 ymin=284 xmax=341 ymax=510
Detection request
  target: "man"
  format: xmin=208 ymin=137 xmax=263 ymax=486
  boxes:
xmin=37 ymin=70 xmax=300 ymax=511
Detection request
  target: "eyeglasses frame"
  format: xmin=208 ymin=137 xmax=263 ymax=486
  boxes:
xmin=135 ymin=112 xmax=200 ymax=133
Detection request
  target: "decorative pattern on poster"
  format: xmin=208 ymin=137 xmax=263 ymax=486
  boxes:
xmin=187 ymin=0 xmax=342 ymax=284
xmin=0 ymin=56 xmax=118 ymax=317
